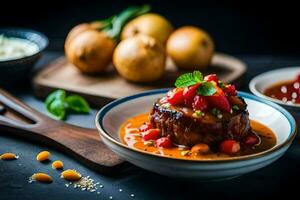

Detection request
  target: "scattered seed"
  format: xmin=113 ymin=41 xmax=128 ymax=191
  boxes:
xmin=181 ymin=150 xmax=191 ymax=156
xmin=0 ymin=152 xmax=19 ymax=160
xmin=100 ymin=185 xmax=104 ymax=188
xmin=97 ymin=192 xmax=101 ymax=194
xmin=143 ymin=140 xmax=155 ymax=146
xmin=52 ymin=160 xmax=63 ymax=169
xmin=31 ymin=173 xmax=53 ymax=183
xmin=109 ymin=196 xmax=113 ymax=199
xmin=61 ymin=169 xmax=81 ymax=181
xmin=119 ymin=189 xmax=123 ymax=192
xmin=36 ymin=151 xmax=51 ymax=162
xmin=131 ymin=194 xmax=135 ymax=197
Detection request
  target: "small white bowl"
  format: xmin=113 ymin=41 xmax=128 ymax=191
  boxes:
xmin=249 ymin=67 xmax=300 ymax=111
xmin=95 ymin=89 xmax=297 ymax=181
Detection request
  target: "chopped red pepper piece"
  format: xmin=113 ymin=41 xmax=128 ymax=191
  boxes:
xmin=204 ymin=74 xmax=218 ymax=82
xmin=193 ymin=95 xmax=208 ymax=111
xmin=142 ymin=129 xmax=160 ymax=141
xmin=156 ymin=137 xmax=172 ymax=148
xmin=205 ymin=87 xmax=231 ymax=112
xmin=220 ymin=139 xmax=240 ymax=154
xmin=223 ymin=85 xmax=237 ymax=96
xmin=139 ymin=122 xmax=153 ymax=132
xmin=166 ymin=88 xmax=184 ymax=105
xmin=183 ymin=83 xmax=201 ymax=107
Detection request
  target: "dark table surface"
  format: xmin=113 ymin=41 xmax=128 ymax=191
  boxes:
xmin=1 ymin=52 xmax=300 ymax=200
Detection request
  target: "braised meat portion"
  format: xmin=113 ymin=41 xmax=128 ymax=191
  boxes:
xmin=150 ymin=97 xmax=251 ymax=147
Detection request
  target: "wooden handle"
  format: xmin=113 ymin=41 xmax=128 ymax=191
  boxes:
xmin=0 ymin=88 xmax=125 ymax=174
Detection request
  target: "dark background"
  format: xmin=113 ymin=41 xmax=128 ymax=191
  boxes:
xmin=1 ymin=0 xmax=300 ymax=54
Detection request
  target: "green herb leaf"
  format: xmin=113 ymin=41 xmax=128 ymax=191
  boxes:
xmin=197 ymin=82 xmax=217 ymax=96
xmin=218 ymin=81 xmax=226 ymax=89
xmin=44 ymin=90 xmax=90 ymax=121
xmin=175 ymin=71 xmax=203 ymax=88
xmin=48 ymin=99 xmax=66 ymax=120
xmin=66 ymin=95 xmax=90 ymax=113
xmin=232 ymin=105 xmax=239 ymax=111
xmin=211 ymin=108 xmax=221 ymax=116
xmin=45 ymin=90 xmax=66 ymax=110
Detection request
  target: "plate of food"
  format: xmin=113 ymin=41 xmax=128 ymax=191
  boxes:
xmin=96 ymin=71 xmax=297 ymax=181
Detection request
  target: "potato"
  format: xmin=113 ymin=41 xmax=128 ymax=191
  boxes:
xmin=66 ymin=30 xmax=115 ymax=74
xmin=166 ymin=26 xmax=214 ymax=70
xmin=121 ymin=13 xmax=173 ymax=44
xmin=113 ymin=35 xmax=166 ymax=82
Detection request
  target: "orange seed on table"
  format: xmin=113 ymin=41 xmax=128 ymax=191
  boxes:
xmin=52 ymin=160 xmax=63 ymax=169
xmin=0 ymin=152 xmax=19 ymax=160
xmin=36 ymin=151 xmax=51 ymax=162
xmin=31 ymin=173 xmax=53 ymax=183
xmin=61 ymin=169 xmax=81 ymax=181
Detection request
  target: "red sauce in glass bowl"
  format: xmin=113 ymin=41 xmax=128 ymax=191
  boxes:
xmin=264 ymin=76 xmax=300 ymax=104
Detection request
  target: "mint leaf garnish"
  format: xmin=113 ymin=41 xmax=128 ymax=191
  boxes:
xmin=45 ymin=90 xmax=90 ymax=120
xmin=66 ymin=95 xmax=90 ymax=113
xmin=197 ymin=82 xmax=217 ymax=96
xmin=175 ymin=71 xmax=203 ymax=88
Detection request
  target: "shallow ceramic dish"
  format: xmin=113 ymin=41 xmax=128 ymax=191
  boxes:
xmin=249 ymin=67 xmax=300 ymax=119
xmin=96 ymin=89 xmax=297 ymax=181
xmin=0 ymin=28 xmax=48 ymax=86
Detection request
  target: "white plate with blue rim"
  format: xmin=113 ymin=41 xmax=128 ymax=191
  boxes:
xmin=95 ymin=89 xmax=297 ymax=181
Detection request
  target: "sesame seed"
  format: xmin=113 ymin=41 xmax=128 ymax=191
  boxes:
xmin=130 ymin=194 xmax=135 ymax=197
xmin=100 ymin=185 xmax=104 ymax=188
xmin=282 ymin=97 xmax=288 ymax=102
xmin=281 ymin=86 xmax=287 ymax=93
xmin=119 ymin=189 xmax=123 ymax=192
xmin=292 ymin=92 xmax=297 ymax=99
xmin=109 ymin=196 xmax=113 ymax=199
xmin=294 ymin=82 xmax=300 ymax=89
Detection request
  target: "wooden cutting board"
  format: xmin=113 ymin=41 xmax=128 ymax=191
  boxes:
xmin=33 ymin=53 xmax=247 ymax=106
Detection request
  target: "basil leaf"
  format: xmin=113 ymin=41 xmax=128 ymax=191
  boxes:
xmin=45 ymin=90 xmax=66 ymax=110
xmin=197 ymin=82 xmax=217 ymax=96
xmin=175 ymin=71 xmax=203 ymax=88
xmin=48 ymin=99 xmax=66 ymax=120
xmin=66 ymin=95 xmax=90 ymax=113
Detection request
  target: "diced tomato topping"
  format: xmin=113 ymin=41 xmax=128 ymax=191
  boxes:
xmin=204 ymin=74 xmax=218 ymax=82
xmin=156 ymin=137 xmax=172 ymax=148
xmin=223 ymin=85 xmax=237 ymax=96
xmin=166 ymin=88 xmax=184 ymax=105
xmin=139 ymin=122 xmax=153 ymax=132
xmin=183 ymin=83 xmax=201 ymax=107
xmin=142 ymin=129 xmax=160 ymax=141
xmin=243 ymin=133 xmax=261 ymax=147
xmin=205 ymin=87 xmax=231 ymax=112
xmin=220 ymin=139 xmax=240 ymax=154
xmin=193 ymin=95 xmax=208 ymax=111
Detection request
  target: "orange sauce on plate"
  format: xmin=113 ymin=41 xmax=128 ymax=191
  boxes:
xmin=120 ymin=113 xmax=276 ymax=160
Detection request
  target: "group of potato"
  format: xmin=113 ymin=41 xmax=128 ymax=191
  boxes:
xmin=65 ymin=12 xmax=214 ymax=83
